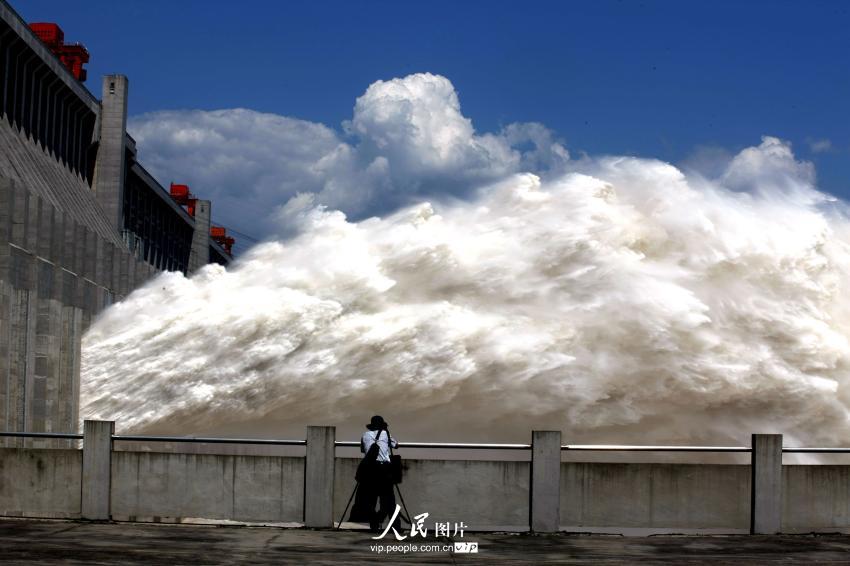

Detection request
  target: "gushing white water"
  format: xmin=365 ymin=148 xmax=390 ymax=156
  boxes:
xmin=81 ymin=137 xmax=850 ymax=445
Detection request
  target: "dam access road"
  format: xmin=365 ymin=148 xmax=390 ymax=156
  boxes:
xmin=2 ymin=519 xmax=850 ymax=564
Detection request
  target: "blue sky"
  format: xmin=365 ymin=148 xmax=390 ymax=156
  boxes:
xmin=17 ymin=0 xmax=850 ymax=239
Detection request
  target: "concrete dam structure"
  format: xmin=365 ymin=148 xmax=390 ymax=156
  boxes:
xmin=0 ymin=0 xmax=232 ymax=438
xmin=6 ymin=0 xmax=850 ymax=543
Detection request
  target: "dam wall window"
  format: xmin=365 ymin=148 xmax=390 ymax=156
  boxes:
xmin=0 ymin=18 xmax=96 ymax=184
xmin=123 ymin=166 xmax=194 ymax=274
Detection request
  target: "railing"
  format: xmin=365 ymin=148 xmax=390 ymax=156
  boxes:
xmin=0 ymin=432 xmax=82 ymax=440
xmin=2 ymin=431 xmax=850 ymax=453
xmin=562 ymin=444 xmax=751 ymax=452
xmin=112 ymin=435 xmax=305 ymax=446
xmin=335 ymin=440 xmax=531 ymax=450
xmin=782 ymin=447 xmax=850 ymax=453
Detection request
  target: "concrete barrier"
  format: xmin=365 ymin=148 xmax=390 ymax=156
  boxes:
xmin=560 ymin=463 xmax=751 ymax=533
xmin=334 ymin=457 xmax=530 ymax=531
xmin=783 ymin=465 xmax=850 ymax=533
xmin=110 ymin=452 xmax=304 ymax=523
xmin=0 ymin=448 xmax=81 ymax=518
xmin=2 ymin=422 xmax=850 ymax=533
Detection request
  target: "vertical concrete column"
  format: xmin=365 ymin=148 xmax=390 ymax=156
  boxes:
xmin=0 ymin=177 xmax=12 ymax=269
xmin=36 ymin=200 xmax=53 ymax=260
xmin=81 ymin=419 xmax=114 ymax=520
xmin=93 ymin=237 xmax=105 ymax=289
xmin=52 ymin=211 xmax=66 ymax=272
xmin=118 ymin=252 xmax=129 ymax=298
xmin=304 ymin=425 xmax=335 ymax=527
xmin=0 ymin=178 xmax=12 ymax=438
xmin=531 ymin=430 xmax=561 ymax=532
xmin=83 ymin=228 xmax=96 ymax=282
xmin=188 ymin=200 xmax=211 ymax=273
xmin=93 ymin=75 xmax=128 ymax=234
xmin=8 ymin=182 xmax=36 ymax=438
xmin=127 ymin=255 xmax=136 ymax=293
xmin=751 ymin=433 xmax=783 ymax=534
xmin=62 ymin=215 xmax=77 ymax=277
xmin=112 ymin=245 xmax=122 ymax=297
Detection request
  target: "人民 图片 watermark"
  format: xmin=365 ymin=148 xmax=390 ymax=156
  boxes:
xmin=368 ymin=505 xmax=478 ymax=554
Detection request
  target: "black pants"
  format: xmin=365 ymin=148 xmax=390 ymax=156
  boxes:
xmin=351 ymin=462 xmax=398 ymax=530
xmin=372 ymin=464 xmax=398 ymax=529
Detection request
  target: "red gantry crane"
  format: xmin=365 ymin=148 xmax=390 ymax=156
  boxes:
xmin=169 ymin=183 xmax=236 ymax=256
xmin=28 ymin=23 xmax=89 ymax=81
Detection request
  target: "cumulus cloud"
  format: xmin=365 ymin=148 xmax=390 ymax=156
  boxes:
xmin=722 ymin=136 xmax=819 ymax=201
xmin=128 ymin=73 xmax=569 ymax=241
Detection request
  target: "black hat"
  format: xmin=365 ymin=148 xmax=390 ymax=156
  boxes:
xmin=367 ymin=415 xmax=388 ymax=431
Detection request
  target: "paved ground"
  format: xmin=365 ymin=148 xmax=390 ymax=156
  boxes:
xmin=3 ymin=519 xmax=850 ymax=564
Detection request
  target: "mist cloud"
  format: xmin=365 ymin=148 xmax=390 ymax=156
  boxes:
xmin=82 ymin=124 xmax=850 ymax=448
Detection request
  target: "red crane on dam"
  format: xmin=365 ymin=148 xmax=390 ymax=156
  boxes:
xmin=170 ymin=183 xmax=236 ymax=255
xmin=28 ymin=22 xmax=89 ymax=81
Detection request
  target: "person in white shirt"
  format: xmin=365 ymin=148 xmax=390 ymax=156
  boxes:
xmin=361 ymin=415 xmax=399 ymax=463
xmin=352 ymin=415 xmax=399 ymax=532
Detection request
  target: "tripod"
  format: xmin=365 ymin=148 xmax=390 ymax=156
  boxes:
xmin=336 ymin=481 xmax=412 ymax=531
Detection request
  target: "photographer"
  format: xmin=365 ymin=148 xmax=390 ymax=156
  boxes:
xmin=350 ymin=415 xmax=400 ymax=532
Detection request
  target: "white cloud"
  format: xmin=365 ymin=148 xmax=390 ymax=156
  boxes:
xmin=721 ymin=136 xmax=818 ymax=202
xmin=807 ymin=138 xmax=833 ymax=153
xmin=128 ymin=73 xmax=569 ymax=241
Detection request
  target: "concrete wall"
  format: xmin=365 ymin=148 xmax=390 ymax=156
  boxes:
xmin=110 ymin=452 xmax=304 ymax=523
xmin=334 ymin=457 xmax=530 ymax=531
xmin=0 ymin=176 xmax=154 ymax=438
xmin=560 ymin=463 xmax=751 ymax=533
xmin=0 ymin=448 xmax=81 ymax=518
xmin=783 ymin=465 xmax=850 ymax=533
xmin=7 ymin=428 xmax=850 ymax=533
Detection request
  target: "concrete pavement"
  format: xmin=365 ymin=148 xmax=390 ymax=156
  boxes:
xmin=3 ymin=519 xmax=850 ymax=564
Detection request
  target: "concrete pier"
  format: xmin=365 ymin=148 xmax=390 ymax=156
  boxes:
xmin=189 ymin=199 xmax=211 ymax=273
xmin=81 ymin=419 xmax=114 ymax=520
xmin=93 ymin=75 xmax=128 ymax=234
xmin=304 ymin=426 xmax=336 ymax=528
xmin=531 ymin=430 xmax=561 ymax=532
xmin=751 ymin=433 xmax=783 ymax=534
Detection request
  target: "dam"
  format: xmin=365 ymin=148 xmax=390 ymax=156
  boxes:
xmin=4 ymin=0 xmax=850 ymax=547
xmin=0 ymin=0 xmax=232 ymax=438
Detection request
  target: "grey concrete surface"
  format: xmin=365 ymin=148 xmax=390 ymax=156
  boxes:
xmin=93 ymin=75 xmax=128 ymax=234
xmin=189 ymin=199 xmax=211 ymax=273
xmin=81 ymin=420 xmax=113 ymax=520
xmin=783 ymin=465 xmax=850 ymax=533
xmin=3 ymin=519 xmax=850 ymax=565
xmin=334 ymin=457 xmax=530 ymax=532
xmin=752 ymin=434 xmax=783 ymax=534
xmin=10 ymin=427 xmax=850 ymax=534
xmin=0 ymin=175 xmax=123 ymax=438
xmin=110 ymin=452 xmax=304 ymax=523
xmin=560 ymin=462 xmax=751 ymax=532
xmin=532 ymin=430 xmax=561 ymax=533
xmin=0 ymin=450 xmax=81 ymax=518
xmin=305 ymin=426 xmax=336 ymax=528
